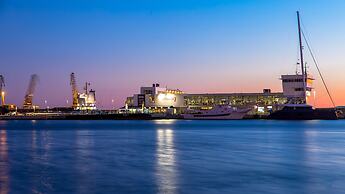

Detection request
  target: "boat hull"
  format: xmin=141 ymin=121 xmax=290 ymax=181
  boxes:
xmin=269 ymin=107 xmax=338 ymax=120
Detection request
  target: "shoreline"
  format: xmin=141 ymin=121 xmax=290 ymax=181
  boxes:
xmin=0 ymin=114 xmax=341 ymax=120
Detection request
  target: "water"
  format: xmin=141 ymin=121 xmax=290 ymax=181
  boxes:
xmin=1 ymin=120 xmax=345 ymax=194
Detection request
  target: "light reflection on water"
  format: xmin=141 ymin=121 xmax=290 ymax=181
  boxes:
xmin=156 ymin=128 xmax=177 ymax=194
xmin=76 ymin=130 xmax=94 ymax=158
xmin=154 ymin=119 xmax=177 ymax=125
xmin=0 ymin=129 xmax=9 ymax=194
xmin=75 ymin=130 xmax=94 ymax=194
xmin=32 ymin=130 xmax=53 ymax=194
xmin=31 ymin=130 xmax=37 ymax=150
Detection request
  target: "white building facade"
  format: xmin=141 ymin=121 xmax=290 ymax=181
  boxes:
xmin=128 ymin=84 xmax=185 ymax=113
xmin=125 ymin=83 xmax=287 ymax=115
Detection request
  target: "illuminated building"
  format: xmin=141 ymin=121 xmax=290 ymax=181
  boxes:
xmin=184 ymin=90 xmax=287 ymax=115
xmin=125 ymin=84 xmax=288 ymax=115
xmin=125 ymin=84 xmax=185 ymax=114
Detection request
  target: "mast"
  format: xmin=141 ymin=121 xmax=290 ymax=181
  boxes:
xmin=297 ymin=11 xmax=304 ymax=76
xmin=297 ymin=11 xmax=307 ymax=103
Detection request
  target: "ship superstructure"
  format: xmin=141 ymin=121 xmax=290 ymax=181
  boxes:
xmin=70 ymin=73 xmax=96 ymax=111
xmin=281 ymin=74 xmax=314 ymax=105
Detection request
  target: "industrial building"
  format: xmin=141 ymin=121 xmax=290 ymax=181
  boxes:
xmin=125 ymin=83 xmax=185 ymax=114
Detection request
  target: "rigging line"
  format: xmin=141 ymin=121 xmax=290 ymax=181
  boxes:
xmin=301 ymin=30 xmax=336 ymax=107
xmin=300 ymin=20 xmax=313 ymax=73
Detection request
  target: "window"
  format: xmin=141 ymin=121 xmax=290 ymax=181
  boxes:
xmin=282 ymin=78 xmax=309 ymax=83
xmin=294 ymin=88 xmax=312 ymax=91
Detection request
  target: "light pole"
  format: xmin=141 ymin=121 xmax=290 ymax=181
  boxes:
xmin=44 ymin=100 xmax=48 ymax=112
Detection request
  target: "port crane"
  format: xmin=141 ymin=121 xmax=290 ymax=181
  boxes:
xmin=23 ymin=74 xmax=39 ymax=109
xmin=0 ymin=75 xmax=5 ymax=106
xmin=70 ymin=73 xmax=79 ymax=108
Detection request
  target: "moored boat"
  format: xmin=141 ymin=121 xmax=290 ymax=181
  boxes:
xmin=183 ymin=105 xmax=251 ymax=120
xmin=269 ymin=11 xmax=339 ymax=120
xmin=269 ymin=104 xmax=338 ymax=120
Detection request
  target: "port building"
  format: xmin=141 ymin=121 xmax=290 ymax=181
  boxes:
xmin=124 ymin=84 xmax=287 ymax=115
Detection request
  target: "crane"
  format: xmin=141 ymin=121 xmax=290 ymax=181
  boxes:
xmin=70 ymin=73 xmax=79 ymax=108
xmin=0 ymin=75 xmax=5 ymax=106
xmin=23 ymin=74 xmax=39 ymax=109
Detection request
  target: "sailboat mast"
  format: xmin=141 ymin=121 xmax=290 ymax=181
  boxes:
xmin=297 ymin=11 xmax=304 ymax=76
xmin=297 ymin=11 xmax=307 ymax=103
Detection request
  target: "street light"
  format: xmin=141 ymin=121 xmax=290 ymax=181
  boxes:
xmin=44 ymin=100 xmax=48 ymax=112
xmin=1 ymin=91 xmax=5 ymax=105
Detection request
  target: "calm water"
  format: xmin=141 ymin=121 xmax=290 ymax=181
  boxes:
xmin=1 ymin=120 xmax=345 ymax=194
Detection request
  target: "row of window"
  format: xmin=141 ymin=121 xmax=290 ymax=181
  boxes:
xmin=143 ymin=90 xmax=153 ymax=95
xmin=294 ymin=88 xmax=312 ymax=91
xmin=282 ymin=79 xmax=307 ymax=83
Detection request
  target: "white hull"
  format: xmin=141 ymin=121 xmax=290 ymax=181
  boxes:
xmin=183 ymin=105 xmax=251 ymax=120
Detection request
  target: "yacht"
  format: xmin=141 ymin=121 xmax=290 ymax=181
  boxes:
xmin=183 ymin=105 xmax=251 ymax=120
xmin=269 ymin=11 xmax=339 ymax=120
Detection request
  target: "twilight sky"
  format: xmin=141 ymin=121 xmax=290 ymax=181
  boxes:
xmin=1 ymin=0 xmax=345 ymax=108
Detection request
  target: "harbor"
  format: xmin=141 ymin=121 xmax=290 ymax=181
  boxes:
xmin=0 ymin=12 xmax=343 ymax=120
xmin=2 ymin=1 xmax=345 ymax=194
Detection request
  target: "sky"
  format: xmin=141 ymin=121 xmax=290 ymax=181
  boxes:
xmin=0 ymin=0 xmax=345 ymax=108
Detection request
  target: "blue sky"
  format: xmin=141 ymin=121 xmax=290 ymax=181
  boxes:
xmin=1 ymin=0 xmax=345 ymax=108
